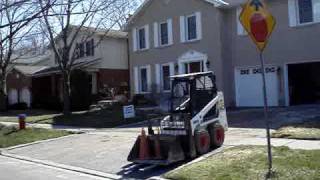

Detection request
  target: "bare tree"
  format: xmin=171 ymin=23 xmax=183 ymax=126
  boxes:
xmin=0 ymin=0 xmax=53 ymax=111
xmin=38 ymin=0 xmax=138 ymax=115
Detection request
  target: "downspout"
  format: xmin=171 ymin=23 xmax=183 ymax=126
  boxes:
xmin=126 ymin=37 xmax=131 ymax=99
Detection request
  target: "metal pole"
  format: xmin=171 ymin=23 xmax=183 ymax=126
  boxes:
xmin=259 ymin=52 xmax=273 ymax=175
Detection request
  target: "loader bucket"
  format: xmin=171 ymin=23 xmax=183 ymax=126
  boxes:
xmin=127 ymin=135 xmax=185 ymax=165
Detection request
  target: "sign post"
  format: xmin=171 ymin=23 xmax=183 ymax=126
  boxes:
xmin=239 ymin=0 xmax=276 ymax=176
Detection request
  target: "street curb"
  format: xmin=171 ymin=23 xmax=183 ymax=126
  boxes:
xmin=0 ymin=152 xmax=122 ymax=180
xmin=4 ymin=133 xmax=81 ymax=151
xmin=164 ymin=145 xmax=235 ymax=174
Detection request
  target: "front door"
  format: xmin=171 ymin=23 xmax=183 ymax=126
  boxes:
xmin=184 ymin=61 xmax=203 ymax=74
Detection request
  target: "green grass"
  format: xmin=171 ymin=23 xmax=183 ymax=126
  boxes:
xmin=272 ymin=119 xmax=320 ymax=140
xmin=0 ymin=124 xmax=72 ymax=148
xmin=0 ymin=108 xmax=147 ymax=128
xmin=164 ymin=146 xmax=320 ymax=180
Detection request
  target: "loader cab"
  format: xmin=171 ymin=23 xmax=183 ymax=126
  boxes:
xmin=170 ymin=72 xmax=217 ymax=117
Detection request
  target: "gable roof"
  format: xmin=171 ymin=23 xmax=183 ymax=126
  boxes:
xmin=14 ymin=65 xmax=49 ymax=76
xmin=125 ymin=0 xmax=229 ymax=29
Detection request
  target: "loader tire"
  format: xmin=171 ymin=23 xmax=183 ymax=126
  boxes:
xmin=209 ymin=124 xmax=225 ymax=148
xmin=195 ymin=130 xmax=210 ymax=155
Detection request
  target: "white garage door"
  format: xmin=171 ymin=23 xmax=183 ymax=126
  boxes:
xmin=8 ymin=89 xmax=18 ymax=105
xmin=235 ymin=66 xmax=279 ymax=107
xmin=19 ymin=88 xmax=31 ymax=108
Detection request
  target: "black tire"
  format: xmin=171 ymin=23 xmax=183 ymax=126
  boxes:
xmin=208 ymin=123 xmax=225 ymax=148
xmin=194 ymin=130 xmax=211 ymax=155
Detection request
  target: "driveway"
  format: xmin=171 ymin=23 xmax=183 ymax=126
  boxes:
xmin=2 ymin=105 xmax=320 ymax=179
xmin=228 ymin=105 xmax=320 ymax=129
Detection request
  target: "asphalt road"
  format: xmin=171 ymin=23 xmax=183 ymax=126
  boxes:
xmin=0 ymin=156 xmax=108 ymax=180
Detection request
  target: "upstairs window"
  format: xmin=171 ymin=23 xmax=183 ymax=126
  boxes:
xmin=160 ymin=22 xmax=169 ymax=45
xmin=132 ymin=25 xmax=149 ymax=51
xmin=187 ymin=15 xmax=197 ymax=40
xmin=138 ymin=28 xmax=146 ymax=49
xmin=180 ymin=12 xmax=202 ymax=43
xmin=298 ymin=0 xmax=314 ymax=23
xmin=86 ymin=39 xmax=94 ymax=56
xmin=154 ymin=19 xmax=173 ymax=48
xmin=289 ymin=0 xmax=320 ymax=26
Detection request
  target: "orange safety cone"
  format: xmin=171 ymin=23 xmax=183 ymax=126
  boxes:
xmin=154 ymin=127 xmax=162 ymax=159
xmin=139 ymin=128 xmax=150 ymax=160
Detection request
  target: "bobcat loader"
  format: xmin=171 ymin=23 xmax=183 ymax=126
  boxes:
xmin=128 ymin=72 xmax=228 ymax=165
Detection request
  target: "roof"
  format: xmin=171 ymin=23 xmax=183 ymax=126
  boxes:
xmin=171 ymin=71 xmax=214 ymax=80
xmin=125 ymin=0 xmax=229 ymax=29
xmin=14 ymin=65 xmax=49 ymax=76
xmin=33 ymin=58 xmax=101 ymax=77
xmin=72 ymin=26 xmax=128 ymax=39
xmin=13 ymin=51 xmax=51 ymax=65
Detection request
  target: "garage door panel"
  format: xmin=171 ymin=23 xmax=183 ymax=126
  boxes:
xmin=235 ymin=67 xmax=279 ymax=107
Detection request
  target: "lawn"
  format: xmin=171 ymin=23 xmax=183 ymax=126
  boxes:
xmin=164 ymin=146 xmax=320 ymax=180
xmin=0 ymin=124 xmax=72 ymax=148
xmin=272 ymin=118 xmax=320 ymax=140
xmin=0 ymin=107 xmax=149 ymax=128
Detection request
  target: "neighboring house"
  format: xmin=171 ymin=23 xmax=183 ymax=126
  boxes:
xmin=13 ymin=50 xmax=54 ymax=67
xmin=126 ymin=0 xmax=320 ymax=109
xmin=29 ymin=28 xmax=129 ymax=110
xmin=6 ymin=65 xmax=48 ymax=108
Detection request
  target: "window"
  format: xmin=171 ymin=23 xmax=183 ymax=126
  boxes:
xmin=187 ymin=15 xmax=197 ymax=40
xmin=138 ymin=28 xmax=146 ymax=49
xmin=154 ymin=19 xmax=173 ymax=48
xmin=162 ymin=65 xmax=170 ymax=91
xmin=140 ymin=67 xmax=148 ymax=92
xmin=180 ymin=12 xmax=202 ymax=42
xmin=298 ymin=0 xmax=314 ymax=23
xmin=132 ymin=25 xmax=150 ymax=51
xmin=86 ymin=39 xmax=94 ymax=56
xmin=290 ymin=0 xmax=320 ymax=26
xmin=160 ymin=22 xmax=169 ymax=45
xmin=236 ymin=7 xmax=248 ymax=35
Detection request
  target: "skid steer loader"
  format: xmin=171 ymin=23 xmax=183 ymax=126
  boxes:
xmin=128 ymin=71 xmax=228 ymax=166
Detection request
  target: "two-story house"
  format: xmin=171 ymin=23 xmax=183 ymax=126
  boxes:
xmin=7 ymin=27 xmax=129 ymax=110
xmin=126 ymin=0 xmax=320 ymax=110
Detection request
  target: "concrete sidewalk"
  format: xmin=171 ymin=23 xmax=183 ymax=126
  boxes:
xmin=0 ymin=121 xmax=96 ymax=133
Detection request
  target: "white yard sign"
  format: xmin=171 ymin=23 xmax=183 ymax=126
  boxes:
xmin=123 ymin=105 xmax=135 ymax=119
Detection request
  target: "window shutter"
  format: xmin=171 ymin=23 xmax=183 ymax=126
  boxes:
xmin=146 ymin=65 xmax=152 ymax=92
xmin=196 ymin=12 xmax=202 ymax=40
xmin=288 ymin=0 xmax=298 ymax=27
xmin=155 ymin=64 xmax=161 ymax=93
xmin=134 ymin=67 xmax=139 ymax=93
xmin=132 ymin=28 xmax=137 ymax=51
xmin=180 ymin=16 xmax=186 ymax=43
xmin=313 ymin=0 xmax=320 ymax=22
xmin=145 ymin=25 xmax=150 ymax=49
xmin=236 ymin=7 xmax=247 ymax=35
xmin=167 ymin=18 xmax=173 ymax=45
xmin=169 ymin=62 xmax=175 ymax=76
xmin=154 ymin=22 xmax=159 ymax=48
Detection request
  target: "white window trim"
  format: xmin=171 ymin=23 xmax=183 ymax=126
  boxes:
xmin=138 ymin=65 xmax=151 ymax=94
xmin=289 ymin=0 xmax=320 ymax=27
xmin=186 ymin=13 xmax=198 ymax=42
xmin=136 ymin=25 xmax=150 ymax=51
xmin=160 ymin=63 xmax=173 ymax=92
xmin=154 ymin=19 xmax=173 ymax=48
xmin=236 ymin=7 xmax=248 ymax=36
xmin=159 ymin=21 xmax=170 ymax=46
xmin=181 ymin=12 xmax=202 ymax=43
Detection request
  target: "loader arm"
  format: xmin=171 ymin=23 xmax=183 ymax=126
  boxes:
xmin=190 ymin=92 xmax=228 ymax=135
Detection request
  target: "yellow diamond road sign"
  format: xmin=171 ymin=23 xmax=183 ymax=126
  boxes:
xmin=239 ymin=0 xmax=276 ymax=52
